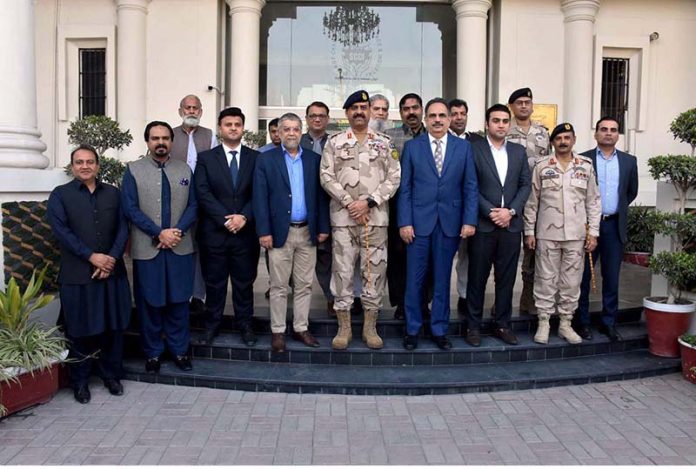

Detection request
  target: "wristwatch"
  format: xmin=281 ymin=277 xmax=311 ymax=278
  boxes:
xmin=367 ymin=197 xmax=378 ymax=209
xmin=509 ymin=208 xmax=517 ymax=217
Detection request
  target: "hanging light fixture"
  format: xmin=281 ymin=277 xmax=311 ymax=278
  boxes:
xmin=322 ymin=6 xmax=380 ymax=47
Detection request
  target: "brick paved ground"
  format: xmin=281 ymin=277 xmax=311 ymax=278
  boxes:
xmin=1 ymin=373 xmax=695 ymax=465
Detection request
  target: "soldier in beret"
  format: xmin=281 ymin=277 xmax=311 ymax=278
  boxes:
xmin=506 ymin=87 xmax=551 ymax=315
xmin=320 ymin=90 xmax=401 ymax=350
xmin=523 ymin=123 xmax=601 ymax=344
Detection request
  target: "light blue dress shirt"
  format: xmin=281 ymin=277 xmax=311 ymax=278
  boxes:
xmin=596 ymin=147 xmax=619 ymax=215
xmin=283 ymin=145 xmax=307 ymax=223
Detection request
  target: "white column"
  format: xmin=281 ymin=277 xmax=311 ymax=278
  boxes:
xmin=0 ymin=0 xmax=48 ymax=169
xmin=561 ymin=0 xmax=599 ymax=150
xmin=452 ymin=0 xmax=492 ymax=132
xmin=226 ymin=0 xmax=266 ymax=132
xmin=116 ymin=0 xmax=150 ymax=160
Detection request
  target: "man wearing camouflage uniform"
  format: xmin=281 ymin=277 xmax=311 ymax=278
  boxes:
xmin=320 ymin=90 xmax=401 ymax=350
xmin=506 ymin=87 xmax=551 ymax=315
xmin=523 ymin=123 xmax=601 ymax=344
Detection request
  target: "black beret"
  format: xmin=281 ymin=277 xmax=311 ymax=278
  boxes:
xmin=508 ymin=87 xmax=533 ymax=104
xmin=550 ymin=122 xmax=575 ymax=140
xmin=343 ymin=90 xmax=370 ymax=109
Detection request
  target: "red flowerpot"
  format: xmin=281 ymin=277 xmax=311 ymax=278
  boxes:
xmin=644 ymin=297 xmax=695 ymax=358
xmin=1 ymin=363 xmax=61 ymax=417
xmin=623 ymin=251 xmax=650 ymax=267
xmin=678 ymin=337 xmax=696 ymax=384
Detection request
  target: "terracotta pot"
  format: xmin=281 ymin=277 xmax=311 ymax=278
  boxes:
xmin=678 ymin=337 xmax=696 ymax=384
xmin=1 ymin=363 xmax=61 ymax=417
xmin=623 ymin=251 xmax=650 ymax=267
xmin=644 ymin=297 xmax=695 ymax=358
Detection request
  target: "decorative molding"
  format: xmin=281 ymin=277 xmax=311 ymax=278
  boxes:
xmin=226 ymin=0 xmax=266 ymax=17
xmin=452 ymin=0 xmax=492 ymax=19
xmin=115 ymin=0 xmax=151 ymax=14
xmin=561 ymin=0 xmax=600 ymax=23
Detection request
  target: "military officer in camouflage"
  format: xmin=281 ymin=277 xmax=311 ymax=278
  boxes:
xmin=506 ymin=87 xmax=551 ymax=315
xmin=320 ymin=90 xmax=401 ymax=350
xmin=523 ymin=123 xmax=601 ymax=345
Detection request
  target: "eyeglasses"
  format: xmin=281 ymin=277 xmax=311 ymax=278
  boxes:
xmin=307 ymin=114 xmax=328 ymax=120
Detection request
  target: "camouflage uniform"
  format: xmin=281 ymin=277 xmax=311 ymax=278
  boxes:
xmin=320 ymin=129 xmax=401 ymax=313
xmin=506 ymin=118 xmax=551 ymax=313
xmin=523 ymin=153 xmax=601 ymax=320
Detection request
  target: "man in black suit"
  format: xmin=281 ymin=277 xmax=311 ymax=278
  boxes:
xmin=465 ymin=104 xmax=531 ymax=346
xmin=576 ymin=116 xmax=639 ymax=341
xmin=194 ymin=107 xmax=260 ymax=346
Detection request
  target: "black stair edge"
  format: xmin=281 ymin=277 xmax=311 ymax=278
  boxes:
xmin=122 ymin=350 xmax=680 ymax=396
xmin=123 ymin=324 xmax=649 ymax=366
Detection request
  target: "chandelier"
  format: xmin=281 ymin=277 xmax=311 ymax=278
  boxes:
xmin=322 ymin=6 xmax=380 ymax=47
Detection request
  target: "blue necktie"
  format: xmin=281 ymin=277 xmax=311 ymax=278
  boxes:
xmin=229 ymin=150 xmax=238 ymax=187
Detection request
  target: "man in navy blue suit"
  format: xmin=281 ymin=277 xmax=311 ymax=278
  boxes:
xmin=576 ymin=116 xmax=638 ymax=341
xmin=253 ymin=112 xmax=330 ymax=353
xmin=398 ymin=98 xmax=479 ymax=350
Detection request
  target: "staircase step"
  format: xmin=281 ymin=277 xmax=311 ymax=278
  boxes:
xmin=123 ymin=350 xmax=680 ymax=395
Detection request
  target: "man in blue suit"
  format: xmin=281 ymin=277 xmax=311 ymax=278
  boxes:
xmin=576 ymin=116 xmax=639 ymax=341
xmin=253 ymin=113 xmax=330 ymax=353
xmin=398 ymin=98 xmax=479 ymax=350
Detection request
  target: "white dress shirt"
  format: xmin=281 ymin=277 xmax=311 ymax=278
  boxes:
xmin=429 ymin=132 xmax=448 ymax=161
xmin=487 ymin=136 xmax=508 ymax=206
xmin=222 ymin=142 xmax=242 ymax=167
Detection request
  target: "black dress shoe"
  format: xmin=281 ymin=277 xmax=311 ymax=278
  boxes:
xmin=577 ymin=325 xmax=593 ymax=341
xmin=174 ymin=355 xmax=193 ymax=371
xmin=73 ymin=384 xmax=91 ymax=404
xmin=598 ymin=323 xmax=621 ymax=342
xmin=457 ymin=297 xmax=468 ymax=316
xmin=393 ymin=305 xmax=405 ymax=320
xmin=103 ymin=379 xmax=124 ymax=396
xmin=145 ymin=357 xmax=160 ymax=373
xmin=493 ymin=327 xmax=518 ymax=345
xmin=403 ymin=334 xmax=418 ymax=350
xmin=465 ymin=328 xmax=481 ymax=347
xmin=432 ymin=335 xmax=452 ymax=350
xmin=240 ymin=327 xmax=257 ymax=346
xmin=199 ymin=327 xmax=219 ymax=346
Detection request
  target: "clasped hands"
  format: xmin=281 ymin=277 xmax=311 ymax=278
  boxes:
xmin=89 ymin=253 xmax=116 ymax=280
xmin=347 ymin=199 xmax=370 ymax=225
xmin=224 ymin=214 xmax=247 ymax=234
xmin=399 ymin=224 xmax=476 ymax=244
xmin=157 ymin=228 xmax=183 ymax=249
xmin=489 ymin=207 xmax=512 ymax=228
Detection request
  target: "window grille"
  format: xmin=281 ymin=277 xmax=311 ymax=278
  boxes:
xmin=600 ymin=57 xmax=629 ymax=134
xmin=79 ymin=48 xmax=106 ymax=117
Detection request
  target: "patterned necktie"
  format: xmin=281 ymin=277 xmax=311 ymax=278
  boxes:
xmin=229 ymin=150 xmax=238 ymax=186
xmin=433 ymin=139 xmax=443 ymax=175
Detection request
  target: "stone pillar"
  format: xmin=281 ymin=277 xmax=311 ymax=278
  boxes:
xmin=452 ymin=0 xmax=492 ymax=132
xmin=226 ymin=0 xmax=266 ymax=132
xmin=116 ymin=0 xmax=151 ymax=159
xmin=561 ymin=0 xmax=600 ymax=150
xmin=0 ymin=0 xmax=48 ymax=169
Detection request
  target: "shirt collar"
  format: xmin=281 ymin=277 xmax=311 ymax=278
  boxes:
xmin=596 ymin=146 xmax=617 ymax=161
xmin=486 ymin=136 xmax=506 ymax=151
xmin=222 ymin=142 xmax=241 ymax=156
xmin=429 ymin=133 xmax=448 ymax=146
xmin=282 ymin=144 xmax=303 ymax=160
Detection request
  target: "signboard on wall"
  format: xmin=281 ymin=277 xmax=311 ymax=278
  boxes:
xmin=531 ymin=104 xmax=557 ymax=131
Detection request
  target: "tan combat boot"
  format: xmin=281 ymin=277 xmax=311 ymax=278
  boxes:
xmin=362 ymin=309 xmax=384 ymax=349
xmin=332 ymin=309 xmax=352 ymax=350
xmin=558 ymin=314 xmax=582 ymax=344
xmin=534 ymin=313 xmax=550 ymax=344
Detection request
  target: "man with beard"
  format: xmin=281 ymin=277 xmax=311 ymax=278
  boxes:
xmin=385 ymin=93 xmax=426 ymax=320
xmin=398 ymin=98 xmax=478 ymax=351
xmin=300 ymin=101 xmax=335 ymax=317
xmin=121 ymin=121 xmax=198 ymax=372
xmin=253 ymin=112 xmax=330 ymax=352
xmin=258 ymin=118 xmax=282 ymax=153
xmin=320 ymin=90 xmax=400 ymax=350
xmin=506 ymin=87 xmax=550 ymax=315
xmin=48 ymin=144 xmax=131 ymax=403
xmin=368 ymin=94 xmax=390 ymax=133
xmin=524 ymin=123 xmax=600 ymax=345
xmin=170 ymin=94 xmax=217 ymax=314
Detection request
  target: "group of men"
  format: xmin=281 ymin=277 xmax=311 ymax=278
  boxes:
xmin=48 ymin=89 xmax=638 ymax=404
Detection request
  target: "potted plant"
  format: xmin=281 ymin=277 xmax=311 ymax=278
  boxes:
xmin=644 ymin=108 xmax=696 ymax=358
xmin=0 ymin=268 xmax=68 ymax=417
xmin=624 ymin=205 xmax=659 ymax=266
xmin=678 ymin=334 xmax=696 ymax=383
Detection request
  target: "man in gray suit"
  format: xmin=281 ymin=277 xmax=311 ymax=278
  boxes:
xmin=465 ymin=104 xmax=531 ymax=346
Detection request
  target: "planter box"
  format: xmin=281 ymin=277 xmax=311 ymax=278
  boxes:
xmin=678 ymin=338 xmax=696 ymax=384
xmin=644 ymin=297 xmax=695 ymax=357
xmin=1 ymin=363 xmax=61 ymax=416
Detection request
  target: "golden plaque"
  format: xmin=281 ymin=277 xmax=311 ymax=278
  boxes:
xmin=530 ymin=104 xmax=557 ymax=131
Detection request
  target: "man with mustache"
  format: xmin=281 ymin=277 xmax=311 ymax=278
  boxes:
xmin=170 ymin=94 xmax=217 ymax=315
xmin=253 ymin=112 xmax=330 ymax=352
xmin=385 ymin=93 xmax=426 ymax=320
xmin=320 ymin=90 xmax=400 ymax=350
xmin=523 ymin=123 xmax=601 ymax=344
xmin=506 ymin=87 xmax=550 ymax=315
xmin=121 ymin=121 xmax=198 ymax=372
xmin=398 ymin=98 xmax=478 ymax=351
